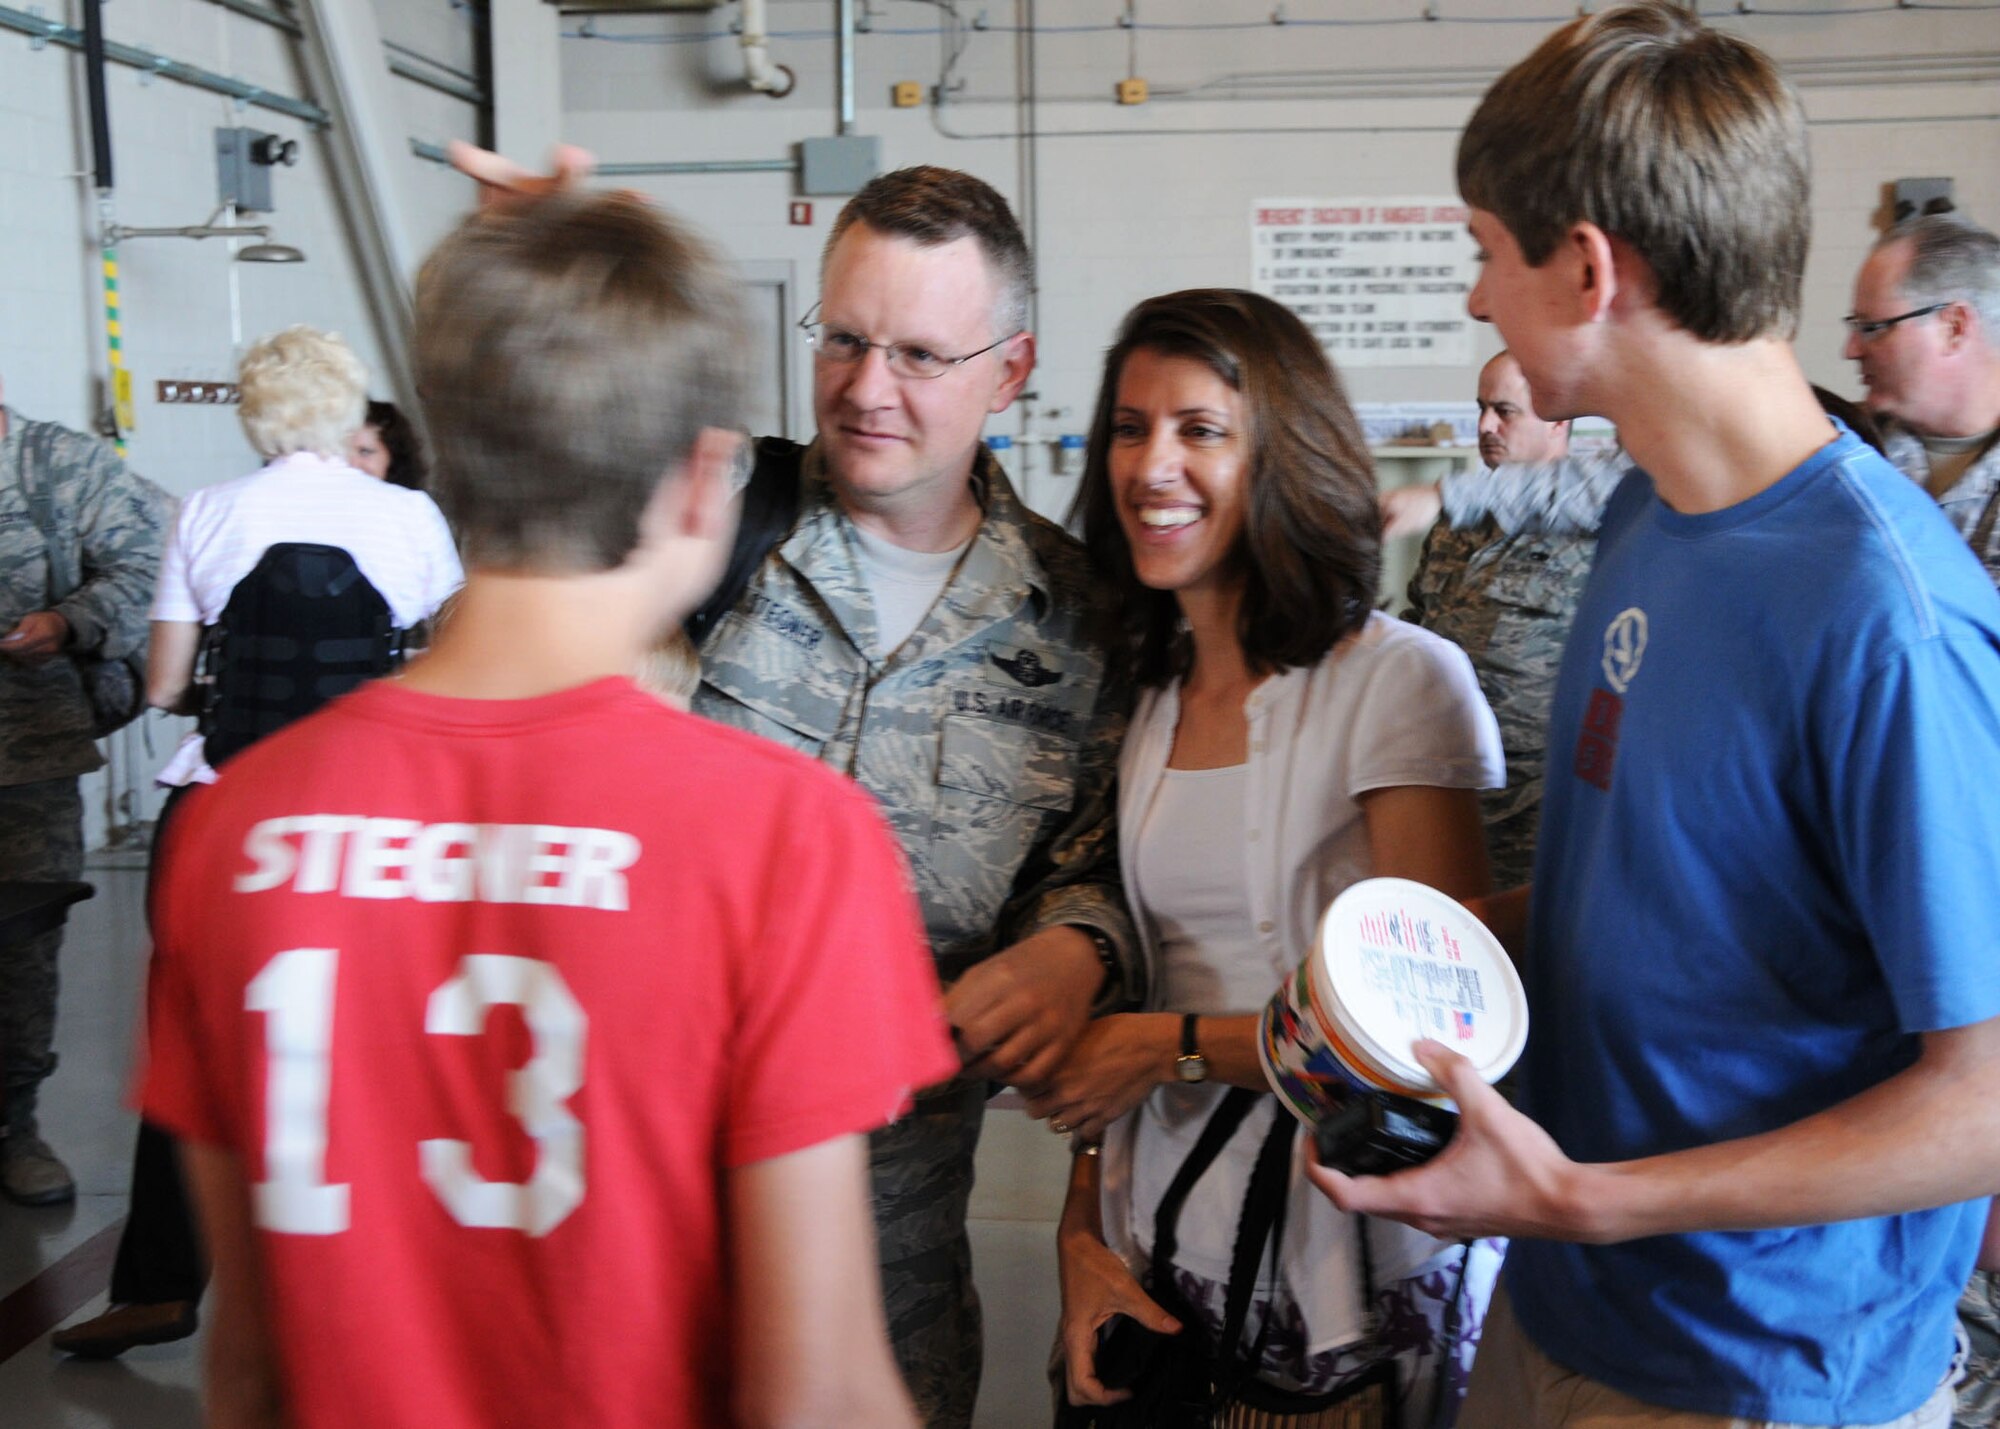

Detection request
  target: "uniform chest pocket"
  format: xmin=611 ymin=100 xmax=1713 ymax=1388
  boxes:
xmin=930 ymin=714 xmax=1082 ymax=923
xmin=1476 ymin=536 xmax=1594 ymax=617
xmin=694 ymin=607 xmax=848 ymax=755
xmin=936 ymin=713 xmax=1079 ymax=812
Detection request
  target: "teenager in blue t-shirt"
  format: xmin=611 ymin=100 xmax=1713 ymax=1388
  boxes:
xmin=1311 ymin=7 xmax=2000 ymax=1426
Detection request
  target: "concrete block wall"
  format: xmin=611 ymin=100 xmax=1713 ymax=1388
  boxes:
xmin=0 ymin=0 xmax=481 ymax=493
xmin=0 ymin=0 xmax=483 ymax=841
xmin=2 ymin=0 xmax=1998 ymax=841
xmin=557 ymin=0 xmax=2000 ymax=513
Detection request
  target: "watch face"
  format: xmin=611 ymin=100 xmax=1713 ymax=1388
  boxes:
xmin=1175 ymin=1055 xmax=1207 ymax=1084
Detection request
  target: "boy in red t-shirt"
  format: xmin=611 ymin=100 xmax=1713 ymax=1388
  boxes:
xmin=142 ymin=191 xmax=956 ymax=1428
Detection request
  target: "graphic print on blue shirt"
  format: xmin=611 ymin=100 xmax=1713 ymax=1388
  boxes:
xmin=1570 ymin=607 xmax=1648 ymax=791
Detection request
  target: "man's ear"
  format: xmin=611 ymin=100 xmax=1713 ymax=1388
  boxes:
xmin=1564 ymin=221 xmax=1625 ymax=325
xmin=988 ymin=331 xmax=1037 ymax=415
xmin=1939 ymin=300 xmax=1975 ymax=353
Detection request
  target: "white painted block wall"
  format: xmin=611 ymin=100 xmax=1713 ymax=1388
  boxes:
xmin=0 ymin=0 xmax=482 ymax=842
xmin=558 ymin=0 xmax=2000 ymax=509
xmin=2 ymin=0 xmax=1997 ymax=843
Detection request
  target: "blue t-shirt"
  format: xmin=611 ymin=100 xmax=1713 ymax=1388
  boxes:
xmin=1509 ymin=428 xmax=2000 ymax=1422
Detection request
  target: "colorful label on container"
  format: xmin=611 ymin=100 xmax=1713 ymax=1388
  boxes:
xmin=1357 ymin=945 xmax=1488 ymax=1043
xmin=1323 ymin=879 xmax=1526 ymax=1091
xmin=1259 ymin=880 xmax=1526 ymax=1125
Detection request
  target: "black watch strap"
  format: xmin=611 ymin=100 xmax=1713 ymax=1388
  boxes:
xmin=1181 ymin=1013 xmax=1200 ymax=1058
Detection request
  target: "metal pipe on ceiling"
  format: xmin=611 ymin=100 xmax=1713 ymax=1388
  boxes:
xmin=201 ymin=0 xmax=298 ymax=32
xmin=386 ymin=55 xmax=486 ymax=106
xmin=837 ymin=0 xmax=856 ymax=134
xmin=191 ymin=0 xmax=488 ymax=104
xmin=0 ymin=4 xmax=331 ymax=127
xmin=738 ymin=0 xmax=792 ymax=95
xmin=384 ymin=38 xmax=481 ymax=88
xmin=405 ymin=148 xmax=798 ymax=178
xmin=596 ymin=158 xmax=799 ymax=175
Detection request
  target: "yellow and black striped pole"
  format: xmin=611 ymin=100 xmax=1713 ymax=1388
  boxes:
xmin=83 ymin=1 xmax=129 ymax=454
xmin=101 ymin=237 xmax=133 ymax=456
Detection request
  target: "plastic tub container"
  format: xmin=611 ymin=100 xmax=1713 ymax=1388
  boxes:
xmin=1259 ymin=877 xmax=1527 ymax=1129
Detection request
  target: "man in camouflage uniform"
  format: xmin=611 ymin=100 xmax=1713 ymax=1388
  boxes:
xmin=1847 ymin=213 xmax=2000 ymax=586
xmin=0 ymin=381 xmax=169 ymax=1204
xmin=1844 ymin=213 xmax=2000 ymax=1429
xmin=693 ymin=167 xmax=1133 ymax=1429
xmin=1390 ymin=351 xmax=1624 ymax=888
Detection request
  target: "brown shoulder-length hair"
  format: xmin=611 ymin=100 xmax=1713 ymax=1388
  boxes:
xmin=1072 ymin=289 xmax=1380 ymax=688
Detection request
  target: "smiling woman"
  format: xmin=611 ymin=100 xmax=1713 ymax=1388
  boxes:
xmin=1049 ymin=290 xmax=1505 ymax=1427
xmin=1075 ymin=289 xmax=1380 ymax=688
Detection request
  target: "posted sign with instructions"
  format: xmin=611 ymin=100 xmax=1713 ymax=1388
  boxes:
xmin=1251 ymin=198 xmax=1478 ymax=367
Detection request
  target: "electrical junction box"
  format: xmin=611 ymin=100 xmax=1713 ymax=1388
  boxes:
xmin=892 ymin=80 xmax=924 ymax=108
xmin=800 ymin=135 xmax=880 ymax=196
xmin=1116 ymin=77 xmax=1149 ymax=105
xmin=216 ymin=127 xmax=274 ymax=212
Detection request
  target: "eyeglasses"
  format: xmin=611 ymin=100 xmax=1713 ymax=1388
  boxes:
xmin=1842 ymin=302 xmax=1948 ymax=342
xmin=798 ymin=303 xmax=1020 ymax=380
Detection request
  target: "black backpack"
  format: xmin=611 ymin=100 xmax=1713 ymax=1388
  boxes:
xmin=683 ymin=436 xmax=805 ymax=648
xmin=198 ymin=542 xmax=405 ymax=768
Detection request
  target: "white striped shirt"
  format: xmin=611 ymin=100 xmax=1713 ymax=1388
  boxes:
xmin=150 ymin=451 xmax=461 ymax=629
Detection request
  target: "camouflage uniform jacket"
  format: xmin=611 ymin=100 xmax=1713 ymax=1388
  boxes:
xmin=1437 ymin=447 xmax=1629 ymax=539
xmin=1406 ymin=450 xmax=1628 ymax=886
xmin=0 ymin=409 xmax=171 ymax=786
xmin=1881 ymin=420 xmax=2000 ymax=587
xmin=694 ymin=440 xmax=1139 ymax=999
xmin=1879 ymin=421 xmax=2000 ymax=1429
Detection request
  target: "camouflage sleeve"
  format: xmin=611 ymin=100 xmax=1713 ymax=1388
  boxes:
xmin=995 ymin=657 xmax=1143 ymax=1012
xmin=52 ymin=432 xmax=172 ymax=658
xmin=1439 ymin=450 xmax=1625 ymax=538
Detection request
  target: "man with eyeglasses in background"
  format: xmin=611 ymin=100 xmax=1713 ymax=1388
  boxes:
xmin=686 ymin=165 xmax=1134 ymax=1429
xmin=1846 ymin=212 xmax=2000 ymax=584
xmin=1847 ymin=212 xmax=2000 ymax=1429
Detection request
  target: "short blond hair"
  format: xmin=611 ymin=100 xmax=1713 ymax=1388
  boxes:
xmin=635 ymin=628 xmax=700 ymax=709
xmin=237 ymin=325 xmax=369 ymax=460
xmin=1457 ymin=2 xmax=1809 ymax=343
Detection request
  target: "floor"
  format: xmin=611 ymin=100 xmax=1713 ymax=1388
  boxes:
xmin=0 ymin=856 xmax=1076 ymax=1428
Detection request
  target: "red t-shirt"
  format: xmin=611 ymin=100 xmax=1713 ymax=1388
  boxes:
xmin=143 ymin=677 xmax=956 ymax=1428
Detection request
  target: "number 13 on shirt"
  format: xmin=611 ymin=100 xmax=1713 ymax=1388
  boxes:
xmin=246 ymin=947 xmax=587 ymax=1238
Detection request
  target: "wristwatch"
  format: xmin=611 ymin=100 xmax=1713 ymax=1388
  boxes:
xmin=1175 ymin=1013 xmax=1209 ymax=1084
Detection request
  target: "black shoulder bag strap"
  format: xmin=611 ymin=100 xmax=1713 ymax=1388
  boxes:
xmin=1144 ymin=1090 xmax=1295 ymax=1413
xmin=1209 ymin=1099 xmax=1304 ymax=1405
xmin=1215 ymin=1105 xmax=1407 ymax=1427
xmin=1150 ymin=1087 xmax=1262 ymax=1276
xmin=684 ymin=435 xmax=806 ymax=648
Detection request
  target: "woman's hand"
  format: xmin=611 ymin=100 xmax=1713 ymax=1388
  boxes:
xmin=1025 ymin=1013 xmax=1175 ymax=1143
xmin=1057 ymin=1223 xmax=1181 ymax=1407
